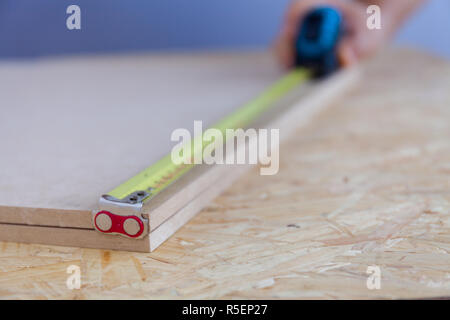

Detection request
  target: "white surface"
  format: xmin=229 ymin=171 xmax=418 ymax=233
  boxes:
xmin=0 ymin=52 xmax=283 ymax=210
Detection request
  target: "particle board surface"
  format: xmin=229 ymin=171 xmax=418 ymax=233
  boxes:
xmin=1 ymin=48 xmax=450 ymax=299
xmin=0 ymin=50 xmax=356 ymax=251
xmin=0 ymin=52 xmax=283 ymax=215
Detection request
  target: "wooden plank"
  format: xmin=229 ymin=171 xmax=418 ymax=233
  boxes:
xmin=0 ymin=52 xmax=283 ymax=226
xmin=0 ymin=50 xmax=358 ymax=251
xmin=0 ymin=48 xmax=449 ymax=299
xmin=146 ymin=67 xmax=359 ymax=251
xmin=0 ymin=206 xmax=91 ymax=228
xmin=144 ymin=67 xmax=359 ymax=231
xmin=0 ymin=224 xmax=150 ymax=252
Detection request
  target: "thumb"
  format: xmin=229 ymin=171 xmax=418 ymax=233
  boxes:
xmin=337 ymin=37 xmax=358 ymax=67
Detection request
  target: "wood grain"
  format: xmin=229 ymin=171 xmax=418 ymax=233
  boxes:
xmin=0 ymin=50 xmax=357 ymax=251
xmin=0 ymin=48 xmax=449 ymax=299
xmin=0 ymin=52 xmax=283 ymax=222
xmin=144 ymin=66 xmax=358 ymax=250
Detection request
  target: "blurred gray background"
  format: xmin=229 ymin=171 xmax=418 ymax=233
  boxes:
xmin=0 ymin=0 xmax=448 ymax=59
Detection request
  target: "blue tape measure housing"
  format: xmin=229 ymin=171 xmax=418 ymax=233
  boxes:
xmin=295 ymin=7 xmax=342 ymax=77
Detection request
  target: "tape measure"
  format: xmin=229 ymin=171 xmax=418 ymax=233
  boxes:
xmin=92 ymin=6 xmax=343 ymax=239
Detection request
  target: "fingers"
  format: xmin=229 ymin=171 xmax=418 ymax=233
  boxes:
xmin=275 ymin=0 xmax=375 ymax=69
xmin=337 ymin=38 xmax=358 ymax=67
xmin=338 ymin=5 xmax=387 ymax=65
xmin=337 ymin=2 xmax=368 ymax=66
xmin=276 ymin=0 xmax=323 ymax=69
xmin=274 ymin=26 xmax=295 ymax=69
xmin=275 ymin=0 xmax=351 ymax=68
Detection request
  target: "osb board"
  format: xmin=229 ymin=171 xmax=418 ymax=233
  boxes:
xmin=0 ymin=51 xmax=282 ymax=227
xmin=1 ymin=48 xmax=449 ymax=299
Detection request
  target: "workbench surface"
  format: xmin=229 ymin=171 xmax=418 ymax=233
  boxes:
xmin=1 ymin=49 xmax=449 ymax=299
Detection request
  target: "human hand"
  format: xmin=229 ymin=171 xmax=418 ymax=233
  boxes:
xmin=275 ymin=0 xmax=398 ymax=68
